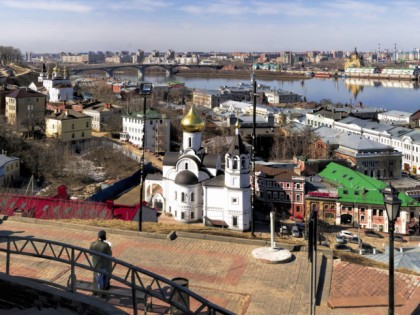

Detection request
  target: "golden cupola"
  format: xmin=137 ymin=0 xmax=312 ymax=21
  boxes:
xmin=181 ymin=105 xmax=205 ymax=133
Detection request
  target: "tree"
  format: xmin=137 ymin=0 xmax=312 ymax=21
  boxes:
xmin=281 ymin=124 xmax=317 ymax=159
xmin=154 ymin=122 xmax=167 ymax=153
xmin=0 ymin=46 xmax=21 ymax=65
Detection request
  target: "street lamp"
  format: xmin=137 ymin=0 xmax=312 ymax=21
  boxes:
xmin=251 ymin=73 xmax=257 ymax=235
xmin=381 ymin=184 xmax=402 ymax=315
xmin=138 ymin=82 xmax=153 ymax=232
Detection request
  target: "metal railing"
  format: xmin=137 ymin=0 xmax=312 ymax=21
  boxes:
xmin=0 ymin=234 xmax=234 ymax=315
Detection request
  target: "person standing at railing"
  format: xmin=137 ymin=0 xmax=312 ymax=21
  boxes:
xmin=90 ymin=230 xmax=112 ymax=290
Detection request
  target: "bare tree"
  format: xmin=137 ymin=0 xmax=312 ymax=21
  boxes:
xmin=0 ymin=46 xmax=22 ymax=65
xmin=281 ymin=124 xmax=317 ymax=159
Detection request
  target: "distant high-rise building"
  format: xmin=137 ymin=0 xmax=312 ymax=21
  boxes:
xmin=25 ymin=52 xmax=33 ymax=62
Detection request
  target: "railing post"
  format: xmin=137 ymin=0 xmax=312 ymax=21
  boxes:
xmin=131 ymin=270 xmax=138 ymax=315
xmin=70 ymin=248 xmax=76 ymax=292
xmin=6 ymin=236 xmax=10 ymax=275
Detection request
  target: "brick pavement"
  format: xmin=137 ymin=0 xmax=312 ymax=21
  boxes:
xmin=0 ymin=218 xmax=419 ymax=315
xmin=328 ymin=260 xmax=420 ymax=314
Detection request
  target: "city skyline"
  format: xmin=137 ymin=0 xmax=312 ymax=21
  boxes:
xmin=2 ymin=0 xmax=420 ymax=53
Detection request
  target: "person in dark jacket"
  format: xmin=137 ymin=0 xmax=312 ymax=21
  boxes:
xmin=90 ymin=230 xmax=112 ymax=290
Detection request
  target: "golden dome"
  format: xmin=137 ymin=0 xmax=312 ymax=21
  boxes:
xmin=53 ymin=64 xmax=60 ymax=72
xmin=181 ymin=105 xmax=205 ymax=133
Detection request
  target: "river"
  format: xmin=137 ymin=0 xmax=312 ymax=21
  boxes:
xmin=86 ymin=72 xmax=420 ymax=113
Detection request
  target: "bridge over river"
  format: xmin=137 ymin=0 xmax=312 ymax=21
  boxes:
xmin=69 ymin=63 xmax=223 ymax=80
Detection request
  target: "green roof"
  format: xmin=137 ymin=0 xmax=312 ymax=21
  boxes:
xmin=318 ymin=162 xmax=419 ymax=207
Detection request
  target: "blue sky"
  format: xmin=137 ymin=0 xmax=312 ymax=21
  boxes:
xmin=1 ymin=0 xmax=420 ymax=53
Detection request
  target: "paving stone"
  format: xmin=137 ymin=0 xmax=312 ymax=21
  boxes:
xmin=0 ymin=219 xmax=419 ymax=315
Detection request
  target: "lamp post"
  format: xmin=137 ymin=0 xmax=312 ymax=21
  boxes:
xmin=138 ymin=82 xmax=153 ymax=232
xmin=381 ymin=184 xmax=402 ymax=315
xmin=251 ymin=73 xmax=257 ymax=235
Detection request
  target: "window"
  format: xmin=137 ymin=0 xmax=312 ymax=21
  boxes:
xmin=81 ymin=132 xmax=84 ymax=137
xmin=233 ymin=158 xmax=238 ymax=169
xmin=273 ymin=192 xmax=278 ymax=200
xmin=296 ymin=206 xmax=301 ymax=212
xmin=191 ymin=212 xmax=195 ymax=219
xmin=379 ymin=210 xmax=383 ymax=216
xmin=181 ymin=212 xmax=185 ymax=219
xmin=286 ymin=194 xmax=290 ymax=201
xmin=296 ymin=184 xmax=301 ymax=189
xmin=174 ymin=191 xmax=177 ymax=200
xmin=185 ymin=162 xmax=188 ymax=170
xmin=373 ymin=209 xmax=377 ymax=216
xmin=71 ymin=123 xmax=74 ymax=129
xmin=86 ymin=122 xmax=89 ymax=128
xmin=232 ymin=216 xmax=238 ymax=227
xmin=361 ymin=215 xmax=365 ymax=222
xmin=267 ymin=192 xmax=272 ymax=200
xmin=191 ymin=193 xmax=194 ymax=202
xmin=267 ymin=182 xmax=272 ymax=188
xmin=72 ymin=133 xmax=75 ymax=139
xmin=232 ymin=197 xmax=238 ymax=205
xmin=181 ymin=192 xmax=185 ymax=202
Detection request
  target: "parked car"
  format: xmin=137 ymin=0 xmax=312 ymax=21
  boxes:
xmin=339 ymin=230 xmax=353 ymax=238
xmin=321 ymin=241 xmax=329 ymax=247
xmin=349 ymin=236 xmax=362 ymax=244
xmin=335 ymin=234 xmax=346 ymax=244
xmin=360 ymin=243 xmax=375 ymax=254
xmin=364 ymin=230 xmax=384 ymax=239
xmin=394 ymin=235 xmax=405 ymax=242
xmin=295 ymin=222 xmax=305 ymax=230
xmin=334 ymin=244 xmax=352 ymax=252
xmin=291 ymin=226 xmax=301 ymax=237
xmin=280 ymin=226 xmax=288 ymax=235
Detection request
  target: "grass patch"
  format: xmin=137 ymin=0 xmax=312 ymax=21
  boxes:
xmin=54 ymin=218 xmax=308 ymax=246
xmin=56 ymin=219 xmax=263 ymax=239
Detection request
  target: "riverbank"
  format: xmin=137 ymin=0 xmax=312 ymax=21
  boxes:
xmin=175 ymin=69 xmax=309 ymax=80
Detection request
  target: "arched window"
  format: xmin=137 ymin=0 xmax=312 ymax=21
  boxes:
xmin=181 ymin=192 xmax=185 ymax=202
xmin=185 ymin=162 xmax=188 ymax=170
xmin=233 ymin=157 xmax=239 ymax=169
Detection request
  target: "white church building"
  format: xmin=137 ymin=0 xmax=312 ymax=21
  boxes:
xmin=145 ymin=105 xmax=251 ymax=231
xmin=29 ymin=63 xmax=73 ymax=103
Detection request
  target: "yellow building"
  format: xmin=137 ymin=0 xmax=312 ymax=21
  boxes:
xmin=45 ymin=109 xmax=92 ymax=142
xmin=344 ymin=48 xmax=364 ymax=69
xmin=5 ymin=88 xmax=46 ymax=131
